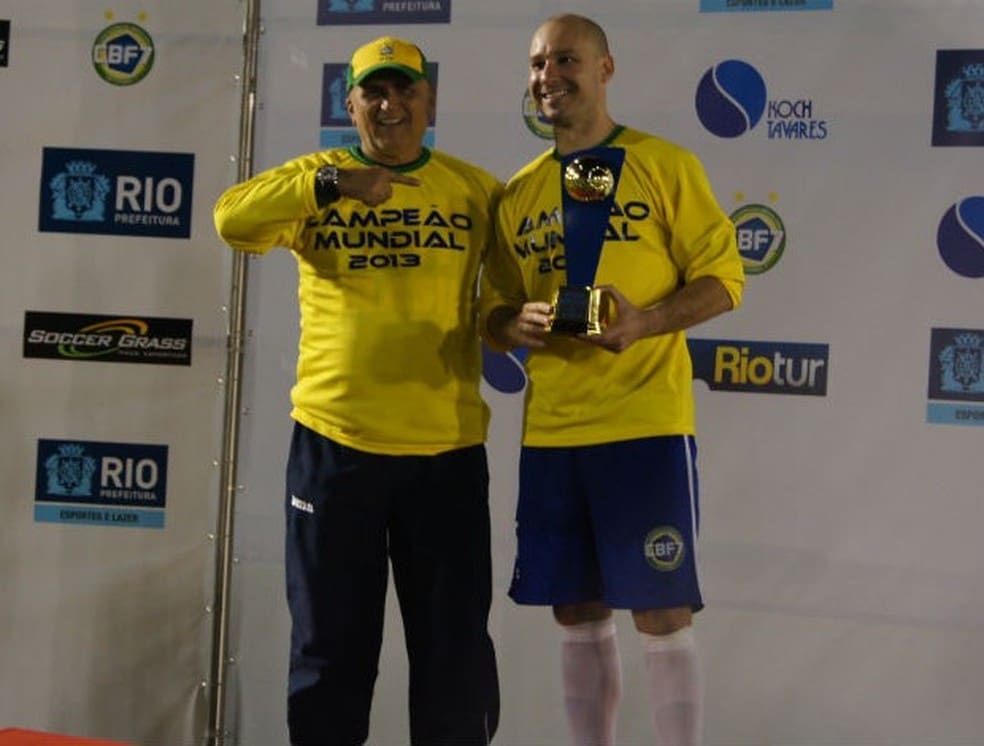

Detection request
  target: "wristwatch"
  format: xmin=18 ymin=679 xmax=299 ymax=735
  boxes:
xmin=314 ymin=164 xmax=341 ymax=208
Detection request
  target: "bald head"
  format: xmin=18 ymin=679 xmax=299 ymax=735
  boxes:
xmin=527 ymin=13 xmax=616 ymax=152
xmin=536 ymin=14 xmax=610 ymax=56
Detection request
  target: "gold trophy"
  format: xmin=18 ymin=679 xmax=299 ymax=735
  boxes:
xmin=562 ymin=155 xmax=615 ymax=202
xmin=547 ymin=154 xmax=618 ymax=336
xmin=547 ymin=285 xmax=607 ymax=335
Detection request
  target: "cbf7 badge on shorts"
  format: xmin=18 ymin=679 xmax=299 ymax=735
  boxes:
xmin=644 ymin=526 xmax=686 ymax=572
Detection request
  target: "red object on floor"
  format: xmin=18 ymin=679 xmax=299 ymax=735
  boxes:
xmin=0 ymin=729 xmax=132 ymax=746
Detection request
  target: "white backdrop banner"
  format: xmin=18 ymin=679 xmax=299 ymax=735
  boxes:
xmin=229 ymin=2 xmax=984 ymax=745
xmin=0 ymin=1 xmax=242 ymax=744
xmin=5 ymin=0 xmax=982 ymax=745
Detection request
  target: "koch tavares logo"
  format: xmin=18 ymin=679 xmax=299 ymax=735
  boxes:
xmin=696 ymin=59 xmax=828 ymax=140
xmin=936 ymin=196 xmax=984 ymax=278
xmin=39 ymin=147 xmax=194 ymax=238
xmin=932 ymin=50 xmax=984 ymax=146
xmin=927 ymin=328 xmax=984 ymax=427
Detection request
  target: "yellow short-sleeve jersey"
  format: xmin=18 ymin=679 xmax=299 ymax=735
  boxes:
xmin=480 ymin=127 xmax=744 ymax=447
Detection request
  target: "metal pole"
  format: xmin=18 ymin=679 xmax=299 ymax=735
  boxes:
xmin=206 ymin=1 xmax=261 ymax=743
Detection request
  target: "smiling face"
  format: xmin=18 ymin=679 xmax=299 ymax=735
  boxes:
xmin=347 ymin=69 xmax=434 ymax=165
xmin=528 ymin=16 xmax=614 ymax=133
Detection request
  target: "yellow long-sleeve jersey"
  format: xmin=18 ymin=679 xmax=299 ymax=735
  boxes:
xmin=215 ymin=146 xmax=502 ymax=455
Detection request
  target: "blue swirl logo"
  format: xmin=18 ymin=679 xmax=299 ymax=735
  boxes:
xmin=695 ymin=60 xmax=767 ymax=138
xmin=937 ymin=196 xmax=984 ymax=278
xmin=482 ymin=345 xmax=528 ymax=394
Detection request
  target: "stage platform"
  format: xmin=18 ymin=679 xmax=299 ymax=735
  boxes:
xmin=0 ymin=729 xmax=132 ymax=746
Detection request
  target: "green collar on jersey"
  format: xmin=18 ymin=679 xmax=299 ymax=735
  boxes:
xmin=551 ymin=124 xmax=625 ymax=160
xmin=348 ymin=145 xmax=432 ymax=172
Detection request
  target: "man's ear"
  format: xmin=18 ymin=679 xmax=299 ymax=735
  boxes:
xmin=601 ymin=54 xmax=615 ymax=84
xmin=426 ymin=82 xmax=437 ymax=121
xmin=346 ymin=93 xmax=355 ymax=121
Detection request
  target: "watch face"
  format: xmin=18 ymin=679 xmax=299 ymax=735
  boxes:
xmin=315 ymin=164 xmax=341 ymax=207
xmin=318 ymin=164 xmax=338 ymax=183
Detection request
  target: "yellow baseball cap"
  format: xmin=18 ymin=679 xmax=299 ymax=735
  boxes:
xmin=346 ymin=36 xmax=429 ymax=90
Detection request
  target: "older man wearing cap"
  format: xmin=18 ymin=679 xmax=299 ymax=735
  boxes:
xmin=214 ymin=36 xmax=501 ymax=746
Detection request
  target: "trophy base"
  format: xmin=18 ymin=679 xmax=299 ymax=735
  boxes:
xmin=547 ymin=286 xmax=605 ymax=336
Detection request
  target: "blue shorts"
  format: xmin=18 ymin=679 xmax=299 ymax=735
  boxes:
xmin=508 ymin=436 xmax=703 ymax=611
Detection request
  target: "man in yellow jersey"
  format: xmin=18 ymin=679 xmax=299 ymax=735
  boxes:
xmin=481 ymin=14 xmax=744 ymax=746
xmin=214 ymin=36 xmax=500 ymax=746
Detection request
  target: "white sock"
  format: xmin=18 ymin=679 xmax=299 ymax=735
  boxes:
xmin=561 ymin=618 xmax=623 ymax=746
xmin=641 ymin=625 xmax=702 ymax=746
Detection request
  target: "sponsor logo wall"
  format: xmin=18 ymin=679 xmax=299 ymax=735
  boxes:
xmin=2 ymin=3 xmax=241 ymax=744
xmin=5 ymin=1 xmax=968 ymax=743
xmin=199 ymin=3 xmax=984 ymax=745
